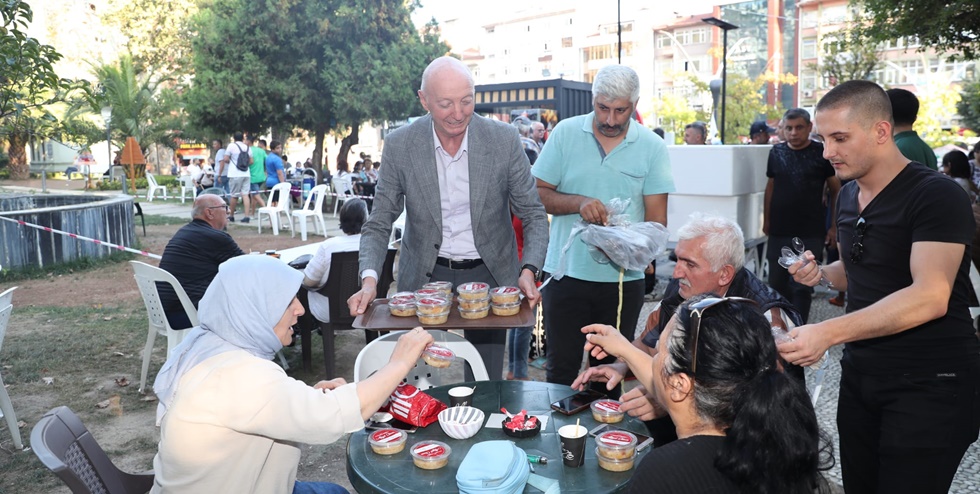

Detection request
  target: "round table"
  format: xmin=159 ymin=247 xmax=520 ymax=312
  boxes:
xmin=346 ymin=380 xmax=649 ymax=493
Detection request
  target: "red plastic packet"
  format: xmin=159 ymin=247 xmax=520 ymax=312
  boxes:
xmin=384 ymin=383 xmax=447 ymax=427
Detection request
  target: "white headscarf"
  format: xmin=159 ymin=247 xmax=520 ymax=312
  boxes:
xmin=153 ymin=255 xmax=303 ymax=424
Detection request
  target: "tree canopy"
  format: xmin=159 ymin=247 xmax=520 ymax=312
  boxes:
xmin=855 ymin=0 xmax=980 ymax=60
xmin=186 ymin=0 xmax=447 ymax=170
xmin=102 ymin=0 xmax=197 ymax=77
xmin=958 ymin=79 xmax=980 ymax=133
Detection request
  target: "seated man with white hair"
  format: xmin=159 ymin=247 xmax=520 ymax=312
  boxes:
xmin=573 ymin=212 xmax=802 ymax=447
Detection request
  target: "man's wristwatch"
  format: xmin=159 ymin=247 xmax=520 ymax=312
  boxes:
xmin=521 ymin=264 xmax=542 ymax=282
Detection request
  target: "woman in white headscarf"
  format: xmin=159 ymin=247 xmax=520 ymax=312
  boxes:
xmin=150 ymin=255 xmax=433 ymax=494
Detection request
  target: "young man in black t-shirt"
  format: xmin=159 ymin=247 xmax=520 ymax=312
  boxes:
xmin=780 ymin=81 xmax=980 ymax=494
xmin=764 ymin=108 xmax=841 ymax=323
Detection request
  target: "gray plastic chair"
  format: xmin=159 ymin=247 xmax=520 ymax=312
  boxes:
xmin=31 ymin=406 xmax=154 ymax=493
xmin=0 ymin=303 xmax=24 ymax=450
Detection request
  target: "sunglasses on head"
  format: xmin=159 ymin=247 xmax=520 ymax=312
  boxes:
xmin=684 ymin=296 xmax=757 ymax=374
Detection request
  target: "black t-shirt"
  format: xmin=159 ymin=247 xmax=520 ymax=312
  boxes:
xmin=158 ymin=219 xmax=244 ymax=323
xmin=629 ymin=435 xmax=736 ymax=494
xmin=837 ymin=163 xmax=980 ymax=374
xmin=767 ymin=141 xmax=835 ymax=237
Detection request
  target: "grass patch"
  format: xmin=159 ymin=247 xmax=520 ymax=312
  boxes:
xmin=140 ymin=213 xmax=186 ymax=226
xmin=0 ymin=252 xmax=134 ymax=283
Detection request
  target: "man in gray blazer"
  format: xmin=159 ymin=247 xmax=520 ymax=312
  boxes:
xmin=349 ymin=56 xmax=549 ymax=380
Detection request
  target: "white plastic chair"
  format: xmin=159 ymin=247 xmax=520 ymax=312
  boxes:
xmin=0 ymin=286 xmax=16 ymax=309
xmin=389 ymin=208 xmax=407 ymax=247
xmin=331 ymin=175 xmax=355 ymax=217
xmin=130 ymin=261 xmax=197 ymax=394
xmin=353 ymin=330 xmax=489 ymax=390
xmin=178 ymin=175 xmax=197 ymax=204
xmin=291 ymin=184 xmax=329 ymax=241
xmin=0 ymin=304 xmax=24 ymax=450
xmin=145 ymin=173 xmax=168 ymax=202
xmin=257 ymin=182 xmax=293 ymax=235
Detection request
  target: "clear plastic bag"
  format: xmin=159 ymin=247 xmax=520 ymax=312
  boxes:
xmin=551 ymin=198 xmax=670 ymax=280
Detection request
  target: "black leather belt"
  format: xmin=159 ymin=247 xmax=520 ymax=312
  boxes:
xmin=435 ymin=257 xmax=484 ymax=270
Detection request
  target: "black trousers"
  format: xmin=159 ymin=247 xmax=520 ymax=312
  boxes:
xmin=766 ymin=235 xmax=823 ymax=323
xmin=838 ymin=360 xmax=980 ymax=494
xmin=542 ymin=274 xmax=644 ymax=399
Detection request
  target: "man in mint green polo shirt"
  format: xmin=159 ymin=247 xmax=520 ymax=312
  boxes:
xmin=531 ymin=64 xmax=675 ymax=394
xmin=247 ymin=136 xmax=268 ymax=217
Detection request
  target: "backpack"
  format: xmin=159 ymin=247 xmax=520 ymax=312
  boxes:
xmin=234 ymin=143 xmax=250 ymax=171
xmin=456 ymin=441 xmax=559 ymax=494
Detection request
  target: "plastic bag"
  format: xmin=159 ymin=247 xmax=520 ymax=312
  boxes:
xmin=551 ymin=198 xmax=670 ymax=280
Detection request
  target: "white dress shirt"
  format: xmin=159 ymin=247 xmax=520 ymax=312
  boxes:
xmin=433 ymin=125 xmax=479 ymax=260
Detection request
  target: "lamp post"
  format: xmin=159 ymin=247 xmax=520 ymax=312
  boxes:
xmin=702 ymin=17 xmax=738 ymax=144
xmin=100 ymin=105 xmax=120 ymax=194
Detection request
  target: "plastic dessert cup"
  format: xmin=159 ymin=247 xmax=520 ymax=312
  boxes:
xmin=595 ymin=447 xmax=636 ymax=472
xmin=411 ymin=440 xmax=451 ymax=470
xmin=417 ymin=310 xmax=450 ymax=325
xmin=458 ymin=306 xmax=489 ymax=319
xmin=423 ymin=281 xmax=453 ymax=299
xmin=591 ymin=400 xmax=625 ymax=423
xmin=595 ymin=430 xmax=637 ymax=459
xmin=422 ymin=345 xmax=455 ymax=368
xmin=416 ymin=297 xmax=451 ymax=315
xmin=368 ymin=428 xmax=407 ymax=455
xmin=414 ymin=288 xmax=444 ymax=300
xmin=457 ymin=296 xmax=490 ymax=311
xmin=390 ymin=291 xmax=416 ymax=299
xmin=457 ymin=282 xmax=490 ymax=300
xmin=489 ymin=286 xmax=521 ymax=304
xmin=388 ymin=297 xmax=417 ymax=317
xmin=491 ymin=301 xmax=521 ymax=317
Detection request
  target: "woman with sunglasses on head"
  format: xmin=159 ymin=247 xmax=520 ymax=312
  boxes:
xmin=584 ymin=295 xmax=834 ymax=494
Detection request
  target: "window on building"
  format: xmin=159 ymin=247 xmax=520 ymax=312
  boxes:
xmin=801 ymin=71 xmax=817 ymax=91
xmin=562 ymin=37 xmax=573 ymax=48
xmin=801 ymin=10 xmax=818 ymax=29
xmin=802 ymin=38 xmax=817 ymax=59
xmin=486 ymin=27 xmax=495 ymax=34
xmin=674 ymin=27 xmax=709 ymax=45
xmin=656 ymin=33 xmax=673 ymax=48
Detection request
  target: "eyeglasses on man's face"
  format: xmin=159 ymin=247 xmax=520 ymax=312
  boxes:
xmin=207 ymin=205 xmax=230 ymax=213
xmin=685 ymin=296 xmax=757 ymax=375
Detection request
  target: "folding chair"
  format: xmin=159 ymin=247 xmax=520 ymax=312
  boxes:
xmin=130 ymin=261 xmax=197 ymax=393
xmin=31 ymin=406 xmax=154 ymax=493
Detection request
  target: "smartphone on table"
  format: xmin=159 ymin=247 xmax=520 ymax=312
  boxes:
xmin=550 ymin=389 xmax=607 ymax=415
xmin=589 ymin=424 xmax=654 ymax=452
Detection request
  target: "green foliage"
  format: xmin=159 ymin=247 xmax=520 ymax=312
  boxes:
xmin=0 ymin=1 xmax=72 ymax=121
xmin=958 ymin=79 xmax=980 ymax=133
xmin=807 ymin=27 xmax=881 ymax=84
xmin=0 ymin=148 xmax=8 ymax=169
xmin=0 ymin=251 xmax=133 ymax=283
xmin=722 ymin=73 xmax=770 ymax=143
xmin=185 ymin=0 xmax=447 ymax=141
xmin=855 ymin=0 xmax=980 ymax=61
xmin=102 ymin=0 xmax=197 ymax=77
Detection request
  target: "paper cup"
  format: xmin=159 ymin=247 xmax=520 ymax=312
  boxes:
xmin=448 ymin=386 xmax=474 ymax=407
xmin=558 ymin=424 xmax=588 ymax=467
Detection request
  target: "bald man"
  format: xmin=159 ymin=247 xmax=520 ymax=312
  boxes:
xmin=159 ymin=194 xmax=245 ymax=329
xmin=349 ymin=56 xmax=548 ymax=380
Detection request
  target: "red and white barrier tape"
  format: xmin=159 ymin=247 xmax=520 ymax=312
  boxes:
xmin=0 ymin=215 xmax=161 ymax=260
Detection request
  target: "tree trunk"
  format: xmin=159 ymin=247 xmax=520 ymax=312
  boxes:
xmin=337 ymin=124 xmax=360 ymax=169
xmin=7 ymin=133 xmax=29 ymax=180
xmin=313 ymin=124 xmax=326 ymax=185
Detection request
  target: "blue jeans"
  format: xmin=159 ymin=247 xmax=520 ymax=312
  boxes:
xmin=507 ymin=327 xmax=532 ymax=379
xmin=293 ymin=481 xmax=349 ymax=494
xmin=217 ymin=175 xmax=230 ymax=194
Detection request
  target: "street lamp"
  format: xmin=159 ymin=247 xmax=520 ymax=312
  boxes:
xmin=100 ymin=105 xmax=120 ymax=194
xmin=702 ymin=17 xmax=738 ymax=144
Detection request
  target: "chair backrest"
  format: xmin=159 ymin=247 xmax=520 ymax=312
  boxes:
xmin=0 ymin=304 xmax=11 ymax=354
xmin=331 ymin=175 xmax=353 ymax=197
xmin=178 ymin=175 xmax=195 ymax=189
xmin=353 ymin=330 xmax=489 ymax=389
xmin=31 ymin=406 xmax=154 ymax=494
xmin=301 ymin=184 xmax=329 ymax=212
xmin=322 ymin=251 xmax=363 ymax=328
xmin=131 ymin=261 xmax=199 ymax=334
xmin=268 ymin=182 xmax=293 ymax=213
xmin=0 ymin=286 xmax=16 ymax=309
xmin=146 ymin=173 xmax=158 ymax=188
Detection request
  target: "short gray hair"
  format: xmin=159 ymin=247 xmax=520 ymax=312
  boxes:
xmin=592 ymin=65 xmax=640 ymax=104
xmin=676 ymin=213 xmax=745 ymax=272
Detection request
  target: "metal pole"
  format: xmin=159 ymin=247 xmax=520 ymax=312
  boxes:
xmin=721 ymin=28 xmax=728 ymax=144
xmin=617 ymin=0 xmax=622 ymax=64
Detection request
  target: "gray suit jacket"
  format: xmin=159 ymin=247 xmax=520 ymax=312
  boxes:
xmin=359 ymin=114 xmax=549 ymax=291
